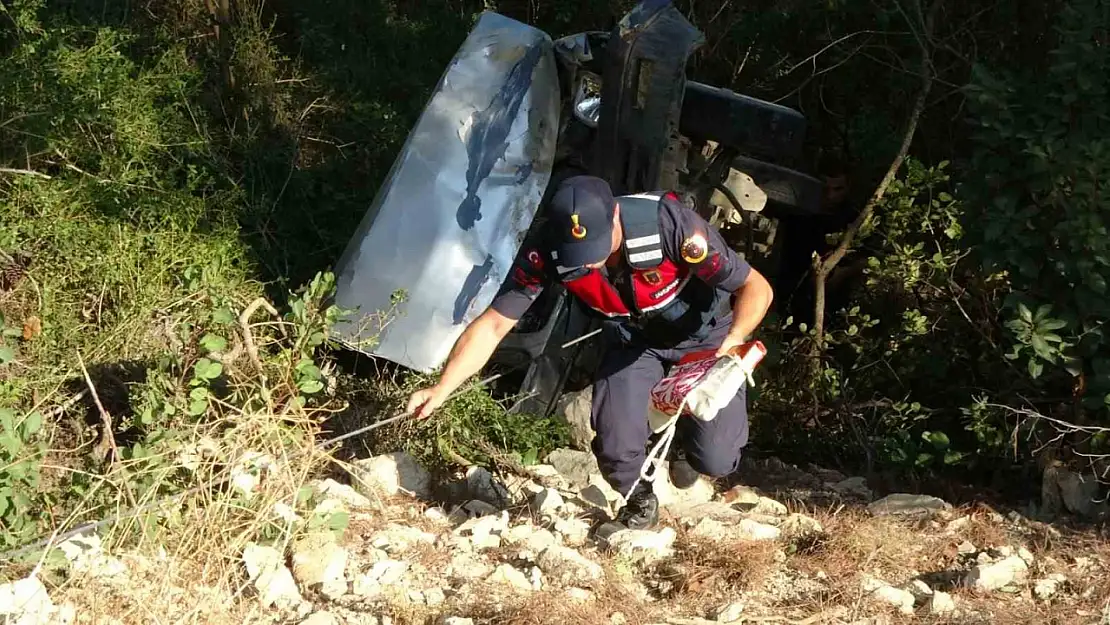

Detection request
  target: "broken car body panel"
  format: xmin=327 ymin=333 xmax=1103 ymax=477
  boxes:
xmin=329 ymin=12 xmax=560 ymax=373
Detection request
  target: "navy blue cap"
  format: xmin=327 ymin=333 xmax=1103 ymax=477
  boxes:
xmin=547 ymin=175 xmax=615 ymax=268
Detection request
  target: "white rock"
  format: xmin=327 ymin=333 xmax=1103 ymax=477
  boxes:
xmin=352 ymin=575 xmax=381 ymax=598
xmin=56 ymin=533 xmax=127 ymax=578
xmin=242 ymin=543 xmax=303 ymax=610
xmin=779 ymin=514 xmax=824 ymax=539
xmin=946 ymin=516 xmax=970 ymax=532
xmin=538 ymin=545 xmax=604 ymax=584
xmin=957 ymin=541 xmax=977 ymax=555
xmin=488 ymin=564 xmax=533 ymax=592
xmin=1018 ymin=546 xmax=1036 ymax=565
xmin=312 ymin=479 xmax=372 ymax=509
xmin=441 ymin=618 xmax=475 ymax=625
xmin=736 ymin=519 xmax=782 ymax=541
xmin=371 ymin=523 xmax=437 ymax=554
xmin=424 ymin=506 xmax=451 ymax=524
xmin=301 ymin=611 xmax=340 ymax=625
xmin=0 ymin=575 xmax=56 ymax=625
xmin=230 ymin=451 xmax=278 ymax=498
xmin=291 ymin=533 xmax=349 ymax=599
xmin=929 ymin=591 xmax=958 ymax=615
xmin=366 ymin=560 xmax=408 ymax=585
xmin=654 ymin=470 xmax=716 ymax=510
xmin=964 ymin=554 xmax=1029 ymax=591
xmin=604 ymin=527 xmax=677 ymax=562
xmin=555 ymin=388 xmax=596 ymax=451
xmin=455 ymin=511 xmax=509 ymax=538
xmin=351 ymin=452 xmax=432 ymax=499
xmin=531 ymin=488 xmax=565 ymax=515
xmin=554 ymin=518 xmax=590 ymax=547
xmin=1034 ymin=574 xmax=1067 ymax=600
xmin=905 ymin=579 xmax=934 ymax=601
xmin=424 ymin=587 xmax=446 ymax=606
xmin=567 ymin=587 xmax=594 ymax=602
xmin=861 ymin=576 xmax=915 ymax=614
xmin=504 ymin=525 xmax=557 ymax=552
xmin=712 ymin=601 xmax=745 ymax=622
xmin=530 ymin=566 xmax=544 ymax=590
xmin=445 ymin=552 xmax=493 ymax=580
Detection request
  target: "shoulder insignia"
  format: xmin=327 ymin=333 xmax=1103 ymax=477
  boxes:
xmin=681 ymin=234 xmax=708 ymax=264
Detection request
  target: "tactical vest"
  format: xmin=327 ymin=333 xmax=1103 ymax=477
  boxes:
xmin=551 ymin=193 xmax=724 ymax=345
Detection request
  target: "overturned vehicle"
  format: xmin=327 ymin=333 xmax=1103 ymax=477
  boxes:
xmin=330 ymin=0 xmax=828 ymax=418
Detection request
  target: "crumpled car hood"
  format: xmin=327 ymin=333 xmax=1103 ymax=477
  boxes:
xmin=329 ymin=11 xmax=560 ymax=373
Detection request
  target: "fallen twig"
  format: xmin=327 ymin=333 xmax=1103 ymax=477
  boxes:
xmin=0 ymin=167 xmax=51 ymax=179
xmin=76 ymin=351 xmax=119 ymax=466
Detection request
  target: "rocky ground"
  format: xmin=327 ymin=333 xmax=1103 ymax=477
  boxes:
xmin=3 ymin=448 xmax=1109 ymax=625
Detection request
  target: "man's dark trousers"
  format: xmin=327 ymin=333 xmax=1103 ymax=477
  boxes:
xmin=589 ymin=319 xmax=750 ymax=497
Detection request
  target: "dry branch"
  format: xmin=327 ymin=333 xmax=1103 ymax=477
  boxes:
xmin=239 ymin=297 xmax=280 ymax=379
xmin=0 ymin=167 xmax=51 ymax=179
xmin=76 ymin=351 xmax=122 ymax=475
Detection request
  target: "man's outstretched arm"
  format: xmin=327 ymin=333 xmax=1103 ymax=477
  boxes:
xmin=406 ymin=243 xmax=551 ymax=419
xmin=406 ymin=306 xmax=519 ymax=418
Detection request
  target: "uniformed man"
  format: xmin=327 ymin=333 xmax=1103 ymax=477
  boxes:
xmin=406 ymin=175 xmax=774 ymax=530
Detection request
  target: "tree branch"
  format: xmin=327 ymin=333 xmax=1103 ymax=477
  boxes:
xmin=809 ymin=0 xmax=940 ymax=360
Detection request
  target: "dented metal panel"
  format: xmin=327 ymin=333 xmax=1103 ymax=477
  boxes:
xmin=330 ymin=12 xmax=560 ymax=373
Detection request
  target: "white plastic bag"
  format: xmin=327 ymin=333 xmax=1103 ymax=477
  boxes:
xmin=647 ymin=341 xmax=767 ymax=434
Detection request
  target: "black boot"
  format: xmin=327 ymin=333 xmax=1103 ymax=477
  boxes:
xmin=613 ymin=481 xmax=659 ymax=530
xmin=667 ymin=447 xmax=702 ymax=490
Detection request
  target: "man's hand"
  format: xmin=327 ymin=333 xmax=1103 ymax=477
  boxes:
xmin=715 ymin=330 xmax=747 ymax=358
xmin=406 ymin=385 xmax=448 ymax=420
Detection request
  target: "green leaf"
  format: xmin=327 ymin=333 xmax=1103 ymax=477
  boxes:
xmin=923 ymin=430 xmax=950 ymax=450
xmin=1030 ymin=335 xmax=1054 ymax=360
xmin=20 ymin=412 xmax=42 ymax=438
xmin=0 ymin=432 xmax=22 ymax=456
xmin=943 ymin=450 xmax=966 ymax=465
xmin=1028 ymin=359 xmax=1044 ymax=379
xmin=193 ymin=358 xmax=223 ymax=381
xmin=189 ymin=387 xmax=209 ymax=401
xmin=212 ymin=308 xmax=235 ymax=325
xmin=1040 ymin=318 xmax=1068 ymax=331
xmin=298 ymin=379 xmax=324 ymax=394
xmin=199 ymin=334 xmax=228 ymax=353
xmin=327 ymin=511 xmax=350 ymax=532
xmin=187 ymin=399 xmax=208 ymax=416
xmin=0 ymin=346 xmax=14 ymax=365
xmin=1018 ymin=303 xmax=1033 ymax=323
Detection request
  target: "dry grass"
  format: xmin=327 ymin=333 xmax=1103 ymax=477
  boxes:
xmin=663 ymin=531 xmax=779 ymax=597
xmin=788 ymin=507 xmax=936 ymax=582
xmin=36 ymin=297 xmax=359 ymax=624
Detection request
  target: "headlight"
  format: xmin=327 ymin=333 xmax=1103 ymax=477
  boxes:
xmin=572 ymin=72 xmax=602 ymax=128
